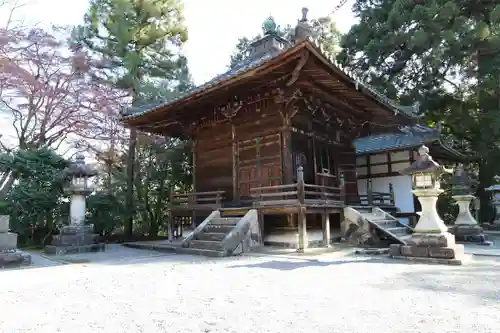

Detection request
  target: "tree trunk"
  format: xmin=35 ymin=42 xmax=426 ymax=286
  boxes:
xmin=0 ymin=173 xmax=15 ymax=200
xmin=476 ymin=39 xmax=500 ymax=222
xmin=124 ymin=128 xmax=137 ymax=237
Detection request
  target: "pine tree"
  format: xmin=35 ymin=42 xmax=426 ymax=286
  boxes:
xmin=73 ymin=0 xmax=189 ymax=236
xmin=337 ymin=0 xmax=500 ymax=221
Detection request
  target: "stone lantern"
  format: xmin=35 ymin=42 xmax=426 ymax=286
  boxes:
xmin=485 ymin=175 xmax=500 ymax=229
xmin=448 ymin=165 xmax=489 ymax=245
xmin=389 ymin=145 xmax=464 ymax=264
xmin=44 ymin=154 xmax=105 ymax=255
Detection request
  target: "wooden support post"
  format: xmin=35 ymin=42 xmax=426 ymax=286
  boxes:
xmin=389 ymin=183 xmax=395 ymax=206
xmin=282 ymin=117 xmax=293 ymax=184
xmin=296 ymin=166 xmax=307 ymax=252
xmin=231 ymin=123 xmax=238 ymax=201
xmin=367 ymin=178 xmax=373 ymax=206
xmin=191 ymin=140 xmax=197 ymax=229
xmin=322 ymin=211 xmax=331 ymax=248
xmin=258 ymin=209 xmax=264 ymax=244
xmin=167 ymin=187 xmax=173 ymax=241
xmin=312 ymin=137 xmax=318 ymax=185
xmin=339 ymin=171 xmax=346 ymax=204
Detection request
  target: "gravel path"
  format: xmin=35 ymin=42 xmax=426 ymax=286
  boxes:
xmin=1 ymin=248 xmax=500 ymax=333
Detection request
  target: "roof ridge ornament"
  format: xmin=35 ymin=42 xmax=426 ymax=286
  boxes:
xmin=262 ymin=16 xmax=277 ymax=35
xmin=292 ymin=7 xmax=314 ymax=43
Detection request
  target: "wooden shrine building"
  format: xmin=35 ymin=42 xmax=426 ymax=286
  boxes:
xmin=121 ymin=11 xmax=465 ymax=248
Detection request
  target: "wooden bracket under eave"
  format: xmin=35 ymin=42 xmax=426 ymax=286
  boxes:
xmin=285 ymin=49 xmax=310 ymax=87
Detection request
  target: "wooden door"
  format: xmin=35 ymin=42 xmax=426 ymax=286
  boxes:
xmin=237 ymin=134 xmax=281 ymax=199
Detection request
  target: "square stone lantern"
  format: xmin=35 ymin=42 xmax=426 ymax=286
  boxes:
xmin=44 ymin=154 xmax=105 ymax=255
xmin=389 ymin=145 xmax=465 ymax=264
xmin=485 ymin=176 xmax=500 ymax=229
xmin=448 ymin=165 xmax=489 ymax=245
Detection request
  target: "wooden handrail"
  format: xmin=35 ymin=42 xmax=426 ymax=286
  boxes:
xmin=170 ymin=190 xmax=225 ymax=207
xmin=250 ymin=167 xmax=344 ymax=206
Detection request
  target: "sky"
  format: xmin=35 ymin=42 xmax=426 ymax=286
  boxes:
xmin=0 ymin=0 xmax=358 ymax=149
xmin=2 ymin=0 xmax=358 ymax=85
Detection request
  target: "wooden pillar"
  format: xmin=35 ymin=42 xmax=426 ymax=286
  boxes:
xmin=231 ymin=124 xmax=238 ymax=201
xmin=167 ymin=187 xmax=173 ymax=241
xmin=367 ymin=178 xmax=373 ymax=206
xmin=258 ymin=209 xmax=264 ymax=244
xmin=296 ymin=166 xmax=307 ymax=252
xmin=282 ymin=117 xmax=293 ymax=184
xmin=322 ymin=212 xmax=331 ymax=248
xmin=312 ymin=137 xmax=318 ymax=184
xmin=191 ymin=139 xmax=197 ymax=229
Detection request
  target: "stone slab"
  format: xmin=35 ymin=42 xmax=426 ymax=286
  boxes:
xmin=0 ymin=251 xmax=32 ymax=268
xmin=0 ymin=215 xmax=9 ymax=233
xmin=354 ymin=248 xmax=390 ymax=255
xmin=50 ymin=233 xmax=98 ymax=246
xmin=450 ymin=225 xmax=491 ymax=245
xmin=59 ymin=225 xmax=94 ymax=235
xmin=0 ymin=232 xmax=17 ymax=250
xmin=44 ymin=243 xmax=106 ymax=255
xmin=390 ymin=255 xmax=464 ymax=265
xmin=389 ymin=243 xmax=464 ymax=263
xmin=407 ymin=232 xmax=455 ymax=247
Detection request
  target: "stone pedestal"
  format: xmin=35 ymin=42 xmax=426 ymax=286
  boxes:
xmin=0 ymin=215 xmax=31 ymax=268
xmin=389 ymin=190 xmax=465 ymax=265
xmin=45 ymin=224 xmax=104 ymax=255
xmin=449 ymin=195 xmax=490 ymax=245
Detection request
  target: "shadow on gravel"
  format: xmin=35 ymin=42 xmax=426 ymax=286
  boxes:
xmin=227 ymin=257 xmax=401 ymax=271
xmin=370 ymin=259 xmax=500 ymax=302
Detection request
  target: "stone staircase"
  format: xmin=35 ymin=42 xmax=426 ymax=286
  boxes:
xmin=179 ymin=209 xmax=261 ymax=257
xmin=343 ymin=206 xmax=413 ymax=245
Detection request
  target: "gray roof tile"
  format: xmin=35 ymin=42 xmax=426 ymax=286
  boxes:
xmin=121 ymin=39 xmax=419 ymax=120
xmin=353 ymin=125 xmax=440 ymax=155
xmin=122 ymin=49 xmax=282 ymax=119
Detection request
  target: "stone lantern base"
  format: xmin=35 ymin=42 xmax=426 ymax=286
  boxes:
xmin=389 ymin=232 xmax=465 ymax=265
xmin=447 ymin=195 xmax=491 ymax=245
xmin=44 ymin=224 xmax=105 ymax=255
xmin=0 ymin=215 xmax=31 ymax=268
xmin=448 ymin=225 xmax=491 ymax=245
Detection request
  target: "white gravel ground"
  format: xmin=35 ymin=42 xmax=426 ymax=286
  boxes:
xmin=1 ymin=247 xmax=500 ymax=333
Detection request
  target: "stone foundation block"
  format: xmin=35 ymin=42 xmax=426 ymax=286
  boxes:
xmin=400 ymin=245 xmax=429 ymax=257
xmin=407 ymin=232 xmax=455 ymax=247
xmin=0 ymin=232 xmax=17 ymax=251
xmin=0 ymin=251 xmax=32 ymax=267
xmin=50 ymin=233 xmax=98 ymax=247
xmin=428 ymin=246 xmax=463 ymax=259
xmin=389 ymin=244 xmax=401 ymax=256
xmin=44 ymin=243 xmax=105 ymax=255
xmin=450 ymin=225 xmax=490 ymax=244
xmin=0 ymin=215 xmax=9 ymax=233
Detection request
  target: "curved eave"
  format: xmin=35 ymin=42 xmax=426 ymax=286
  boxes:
xmin=436 ymin=139 xmax=471 ymax=163
xmin=304 ymin=42 xmax=416 ymax=122
xmin=122 ymin=40 xmax=310 ymax=124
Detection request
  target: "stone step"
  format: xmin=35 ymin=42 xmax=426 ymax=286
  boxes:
xmin=361 ymin=214 xmax=386 ymax=221
xmin=177 ymin=247 xmax=227 ymax=257
xmin=210 ymin=217 xmax=240 ymax=226
xmin=196 ymin=232 xmax=227 ymax=242
xmin=204 ymin=224 xmax=234 ymax=233
xmin=189 ymin=240 xmax=224 ymax=251
xmin=371 ymin=219 xmax=399 ymax=225
xmin=386 ymin=227 xmax=409 ymax=236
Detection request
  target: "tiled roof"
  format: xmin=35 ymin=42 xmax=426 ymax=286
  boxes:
xmin=122 ymin=48 xmax=286 ymax=119
xmin=121 ymin=38 xmax=420 ymax=120
xmin=353 ymin=125 xmax=440 ymax=155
